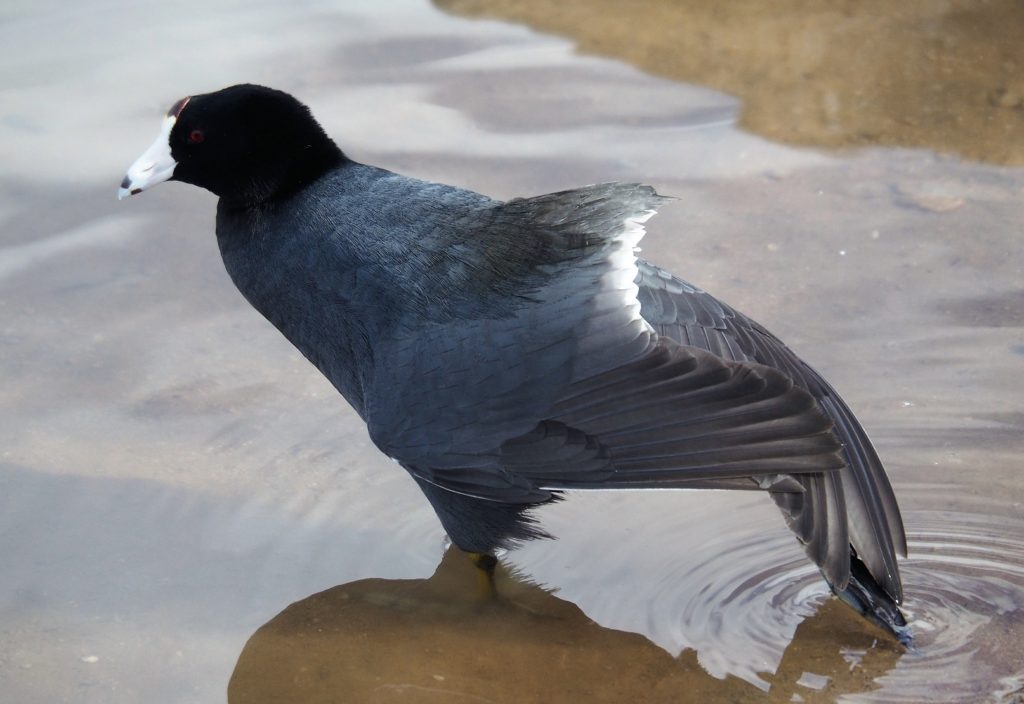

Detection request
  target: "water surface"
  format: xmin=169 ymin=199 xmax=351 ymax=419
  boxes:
xmin=1 ymin=1 xmax=1022 ymax=702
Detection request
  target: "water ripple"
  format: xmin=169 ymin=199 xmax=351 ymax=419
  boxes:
xmin=868 ymin=508 xmax=1024 ymax=702
xmin=676 ymin=503 xmax=1024 ymax=699
xmin=510 ymin=488 xmax=1024 ymax=699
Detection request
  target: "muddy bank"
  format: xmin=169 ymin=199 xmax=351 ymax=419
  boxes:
xmin=436 ymin=0 xmax=1024 ymax=165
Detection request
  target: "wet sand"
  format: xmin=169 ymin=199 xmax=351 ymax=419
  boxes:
xmin=2 ymin=1 xmax=1023 ymax=702
xmin=436 ymin=0 xmax=1024 ymax=165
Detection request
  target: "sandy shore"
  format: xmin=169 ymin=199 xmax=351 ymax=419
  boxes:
xmin=437 ymin=0 xmax=1024 ymax=165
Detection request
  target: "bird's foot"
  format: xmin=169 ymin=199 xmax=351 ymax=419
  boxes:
xmin=468 ymin=552 xmax=498 ymax=599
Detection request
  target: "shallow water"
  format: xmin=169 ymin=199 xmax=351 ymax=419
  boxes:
xmin=2 ymin=1 xmax=1023 ymax=702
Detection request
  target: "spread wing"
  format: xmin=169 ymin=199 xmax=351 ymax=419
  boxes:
xmin=365 ymin=184 xmax=862 ymax=589
xmin=636 ymin=260 xmax=907 ymax=603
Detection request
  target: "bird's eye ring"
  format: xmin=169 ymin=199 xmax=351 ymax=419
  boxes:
xmin=189 ymin=129 xmax=205 ymax=144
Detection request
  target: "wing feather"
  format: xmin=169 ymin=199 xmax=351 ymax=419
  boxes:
xmin=368 ymin=182 xmax=901 ymax=599
xmin=636 ymin=260 xmax=905 ymax=601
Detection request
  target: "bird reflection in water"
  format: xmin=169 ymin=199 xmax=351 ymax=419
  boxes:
xmin=228 ymin=548 xmax=902 ymax=703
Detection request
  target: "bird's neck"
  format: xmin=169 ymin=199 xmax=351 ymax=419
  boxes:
xmin=214 ymin=197 xmax=380 ymax=414
xmin=222 ymin=141 xmax=348 ymax=208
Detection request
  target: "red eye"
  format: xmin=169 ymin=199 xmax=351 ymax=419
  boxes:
xmin=189 ymin=129 xmax=205 ymax=144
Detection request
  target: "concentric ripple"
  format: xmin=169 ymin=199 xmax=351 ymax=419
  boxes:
xmin=866 ymin=505 xmax=1024 ymax=702
xmin=661 ymin=528 xmax=830 ymax=686
xmin=511 ymin=491 xmax=844 ymax=685
xmin=509 ymin=487 xmax=1024 ymax=700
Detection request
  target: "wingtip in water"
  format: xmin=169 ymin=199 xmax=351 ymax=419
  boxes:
xmin=833 ymin=548 xmax=914 ymax=648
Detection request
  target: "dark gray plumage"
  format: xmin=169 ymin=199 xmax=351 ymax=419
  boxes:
xmin=120 ymin=84 xmax=908 ymax=640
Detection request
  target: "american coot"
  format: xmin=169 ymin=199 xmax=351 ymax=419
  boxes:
xmin=119 ymin=84 xmax=909 ymax=641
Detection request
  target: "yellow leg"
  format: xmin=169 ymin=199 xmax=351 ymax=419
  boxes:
xmin=468 ymin=552 xmax=498 ymax=598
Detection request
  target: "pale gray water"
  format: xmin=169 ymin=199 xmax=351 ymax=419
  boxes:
xmin=1 ymin=1 xmax=1022 ymax=702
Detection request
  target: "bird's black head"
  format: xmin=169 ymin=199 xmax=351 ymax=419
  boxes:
xmin=119 ymin=84 xmax=345 ymax=206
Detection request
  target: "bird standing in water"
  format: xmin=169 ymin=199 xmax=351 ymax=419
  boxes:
xmin=120 ymin=84 xmax=909 ymax=641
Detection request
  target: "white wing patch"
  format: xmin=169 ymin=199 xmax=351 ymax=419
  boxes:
xmin=605 ymin=209 xmax=657 ymax=332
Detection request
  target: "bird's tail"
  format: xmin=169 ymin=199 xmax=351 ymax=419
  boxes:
xmin=831 ymin=548 xmax=912 ymax=646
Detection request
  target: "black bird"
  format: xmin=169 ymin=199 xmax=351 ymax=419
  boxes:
xmin=119 ymin=84 xmax=909 ymax=640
